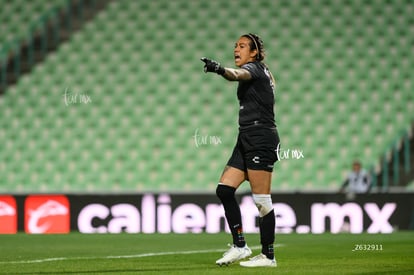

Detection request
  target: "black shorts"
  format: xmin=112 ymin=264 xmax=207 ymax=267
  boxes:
xmin=227 ymin=127 xmax=280 ymax=172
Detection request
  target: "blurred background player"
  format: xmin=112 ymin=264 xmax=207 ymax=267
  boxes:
xmin=340 ymin=160 xmax=372 ymax=194
xmin=201 ymin=33 xmax=279 ymax=268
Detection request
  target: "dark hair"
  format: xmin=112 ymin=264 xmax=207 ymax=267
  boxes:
xmin=242 ymin=33 xmax=265 ymax=61
xmin=353 ymin=160 xmax=361 ymax=167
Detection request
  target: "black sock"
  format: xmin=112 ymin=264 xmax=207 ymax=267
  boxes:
xmin=216 ymin=185 xmax=245 ymax=247
xmin=259 ymin=209 xmax=275 ymax=259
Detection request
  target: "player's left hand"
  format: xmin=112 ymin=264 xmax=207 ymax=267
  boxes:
xmin=200 ymin=57 xmax=225 ymax=75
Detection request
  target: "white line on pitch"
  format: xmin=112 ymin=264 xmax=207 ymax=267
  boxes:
xmin=1 ymin=244 xmax=284 ymax=264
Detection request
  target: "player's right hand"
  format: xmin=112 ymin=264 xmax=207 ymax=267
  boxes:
xmin=200 ymin=57 xmax=225 ymax=75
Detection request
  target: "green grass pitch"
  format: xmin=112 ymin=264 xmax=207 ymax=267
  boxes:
xmin=0 ymin=232 xmax=413 ymax=274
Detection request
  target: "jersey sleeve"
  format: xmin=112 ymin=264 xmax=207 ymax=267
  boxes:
xmin=241 ymin=62 xmax=263 ymax=80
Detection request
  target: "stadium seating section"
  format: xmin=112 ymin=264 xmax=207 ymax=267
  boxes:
xmin=0 ymin=0 xmax=68 ymax=53
xmin=0 ymin=0 xmax=413 ymax=193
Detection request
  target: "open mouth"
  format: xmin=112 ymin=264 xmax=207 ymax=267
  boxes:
xmin=234 ymin=55 xmax=241 ymax=61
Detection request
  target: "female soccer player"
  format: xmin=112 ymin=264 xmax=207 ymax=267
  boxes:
xmin=201 ymin=33 xmax=280 ymax=268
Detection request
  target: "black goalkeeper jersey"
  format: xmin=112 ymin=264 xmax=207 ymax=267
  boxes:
xmin=237 ymin=61 xmax=276 ymax=129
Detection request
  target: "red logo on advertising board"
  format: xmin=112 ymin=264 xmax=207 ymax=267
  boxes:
xmin=25 ymin=195 xmax=70 ymax=234
xmin=0 ymin=196 xmax=17 ymax=234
